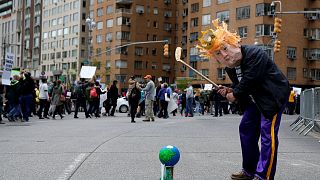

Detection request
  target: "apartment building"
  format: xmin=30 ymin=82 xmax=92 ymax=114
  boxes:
xmin=90 ymin=0 xmax=177 ymax=87
xmin=0 ymin=0 xmax=23 ymax=70
xmin=21 ymin=0 xmax=42 ymax=77
xmin=41 ymin=0 xmax=89 ymax=82
xmin=176 ymin=0 xmax=320 ymax=88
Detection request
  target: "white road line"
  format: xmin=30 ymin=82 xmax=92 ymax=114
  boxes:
xmin=57 ymin=153 xmax=87 ymax=180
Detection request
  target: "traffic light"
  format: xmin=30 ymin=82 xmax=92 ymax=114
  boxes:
xmin=163 ymin=44 xmax=169 ymax=57
xmin=274 ymin=40 xmax=281 ymax=53
xmin=274 ymin=17 xmax=282 ymax=34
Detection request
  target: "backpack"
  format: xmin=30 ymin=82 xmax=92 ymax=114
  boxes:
xmin=130 ymin=83 xmax=141 ymax=100
xmin=90 ymin=87 xmax=98 ymax=98
xmin=75 ymin=84 xmax=84 ymax=98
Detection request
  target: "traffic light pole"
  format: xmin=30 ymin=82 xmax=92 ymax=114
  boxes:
xmin=270 ymin=1 xmax=319 ymax=61
xmin=90 ymin=40 xmax=168 ymax=57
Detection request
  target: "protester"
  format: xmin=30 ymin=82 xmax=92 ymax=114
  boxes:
xmin=197 ymin=19 xmax=290 ymax=180
xmin=108 ymin=80 xmax=119 ymax=116
xmin=185 ymin=83 xmax=194 ymax=117
xmin=38 ymin=78 xmax=50 ymax=119
xmin=127 ymin=76 xmax=141 ymax=123
xmin=74 ymin=79 xmax=90 ymax=118
xmin=142 ymin=75 xmax=156 ymax=122
xmin=51 ymin=80 xmax=64 ymax=119
xmin=19 ymin=72 xmax=35 ymax=122
xmin=6 ymin=75 xmax=21 ymax=122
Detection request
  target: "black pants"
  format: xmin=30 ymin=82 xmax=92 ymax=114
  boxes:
xmin=74 ymin=99 xmax=89 ymax=117
xmin=214 ymin=101 xmax=222 ymax=116
xmin=38 ymin=99 xmax=49 ymax=118
xmin=159 ymin=100 xmax=168 ymax=118
xmin=109 ymin=100 xmax=117 ymax=116
xmin=130 ymin=100 xmax=139 ymax=122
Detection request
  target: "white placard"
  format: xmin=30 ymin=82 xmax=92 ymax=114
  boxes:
xmin=2 ymin=53 xmax=14 ymax=85
xmin=79 ymin=66 xmax=96 ymax=79
xmin=293 ymin=87 xmax=302 ymax=95
xmin=204 ymin=84 xmax=213 ymax=90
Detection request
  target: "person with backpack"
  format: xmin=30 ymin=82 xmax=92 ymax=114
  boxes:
xmin=127 ymin=76 xmax=141 ymax=123
xmin=90 ymin=81 xmax=106 ymax=117
xmin=74 ymin=79 xmax=90 ymax=119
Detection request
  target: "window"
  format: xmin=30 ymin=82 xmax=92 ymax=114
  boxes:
xmin=105 ymin=47 xmax=111 ymax=55
xmin=201 ymin=69 xmax=209 ymax=78
xmin=115 ymin=60 xmax=127 ymax=68
xmin=56 ymin=52 xmax=61 ymax=59
xmin=135 ymin=47 xmax=143 ymax=56
xmin=97 ymin=21 xmax=103 ymax=30
xmin=72 ymin=49 xmax=77 ymax=57
xmin=106 ymin=33 xmax=112 ymax=42
xmin=106 ymin=19 xmax=113 ymax=28
xmin=73 ymin=12 xmax=79 ymax=21
xmin=106 ymin=5 xmax=113 ymax=14
xmin=50 ymin=52 xmax=55 ymax=60
xmin=287 ymin=47 xmax=296 ymax=59
xmin=154 ymin=8 xmax=158 ymax=14
xmin=287 ymin=67 xmax=296 ymax=80
xmin=217 ymin=68 xmax=226 ymax=79
xmin=97 ymin=8 xmax=103 ymax=16
xmin=51 ymin=30 xmax=57 ymax=37
xmin=96 ymin=35 xmax=102 ymax=43
xmin=191 ymin=18 xmax=199 ymax=27
xmin=202 ymin=14 xmax=211 ymax=25
xmin=190 ymin=32 xmax=198 ymax=41
xmin=255 ymin=24 xmax=273 ymax=36
xmin=238 ymin=26 xmax=248 ymax=38
xmin=191 ymin=3 xmax=199 ymax=13
xmin=115 ymin=74 xmax=127 ymax=83
xmin=217 ymin=10 xmax=230 ymax=22
xmin=136 ymin=5 xmax=144 ymax=13
xmin=62 ymin=51 xmax=68 ymax=58
xmin=236 ymin=6 xmax=250 ymax=20
xmin=203 ymin=0 xmax=211 ymax=7
xmin=217 ymin=0 xmax=230 ymax=4
xmin=116 ymin=31 xmax=130 ymax=40
xmin=256 ymin=3 xmax=272 ymax=16
xmin=58 ymin=17 xmax=63 ymax=25
xmin=97 ymin=0 xmax=103 ymax=4
xmin=63 ymin=39 xmax=69 ymax=47
xmin=43 ymin=32 xmax=48 ymax=39
xmin=58 ymin=29 xmax=63 ymax=36
xmin=134 ymin=61 xmax=143 ymax=69
xmin=63 ymin=27 xmax=69 ymax=35
xmin=63 ymin=15 xmax=69 ymax=24
xmin=73 ymin=25 xmax=79 ymax=33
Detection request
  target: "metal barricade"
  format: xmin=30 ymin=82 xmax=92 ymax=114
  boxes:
xmin=291 ymin=88 xmax=320 ymax=135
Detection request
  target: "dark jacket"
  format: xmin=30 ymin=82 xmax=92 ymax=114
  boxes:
xmin=226 ymin=45 xmax=290 ymax=119
xmin=6 ymin=80 xmax=20 ymax=104
xmin=108 ymin=84 xmax=119 ymax=104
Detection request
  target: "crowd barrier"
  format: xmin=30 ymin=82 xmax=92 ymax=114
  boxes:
xmin=290 ymin=88 xmax=320 ymax=135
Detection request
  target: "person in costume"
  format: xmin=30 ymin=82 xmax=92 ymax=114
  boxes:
xmin=196 ymin=19 xmax=290 ymax=180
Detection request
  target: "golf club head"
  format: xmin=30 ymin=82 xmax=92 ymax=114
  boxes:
xmin=175 ymin=47 xmax=182 ymax=61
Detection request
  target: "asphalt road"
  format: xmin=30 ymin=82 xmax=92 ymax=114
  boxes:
xmin=0 ymin=113 xmax=319 ymax=180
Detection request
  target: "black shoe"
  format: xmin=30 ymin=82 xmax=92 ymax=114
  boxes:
xmin=142 ymin=119 xmax=150 ymax=122
xmin=131 ymin=120 xmax=136 ymax=123
xmin=44 ymin=116 xmax=50 ymax=119
xmin=231 ymin=171 xmax=253 ymax=180
xmin=74 ymin=116 xmax=79 ymax=119
xmin=39 ymin=117 xmax=44 ymax=119
xmin=86 ymin=115 xmax=91 ymax=118
xmin=0 ymin=122 xmax=5 ymax=124
xmin=60 ymin=115 xmax=64 ymax=119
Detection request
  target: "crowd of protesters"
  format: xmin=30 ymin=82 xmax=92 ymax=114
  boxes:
xmin=2 ymin=71 xmax=300 ymax=125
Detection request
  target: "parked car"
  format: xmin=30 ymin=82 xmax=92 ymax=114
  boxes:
xmin=116 ymin=97 xmax=129 ymax=113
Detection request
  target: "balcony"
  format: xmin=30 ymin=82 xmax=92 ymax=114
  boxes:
xmin=116 ymin=8 xmax=132 ymax=14
xmin=115 ymin=0 xmax=133 ymax=4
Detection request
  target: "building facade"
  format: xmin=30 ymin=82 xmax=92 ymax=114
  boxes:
xmin=175 ymin=0 xmax=320 ymax=88
xmin=41 ymin=0 xmax=89 ymax=82
xmin=90 ymin=0 xmax=177 ymax=87
xmin=0 ymin=0 xmax=23 ymax=70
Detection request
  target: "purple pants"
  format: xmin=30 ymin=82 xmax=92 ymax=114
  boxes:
xmin=240 ymin=103 xmax=284 ymax=180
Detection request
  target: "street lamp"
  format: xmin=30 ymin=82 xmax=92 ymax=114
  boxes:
xmin=85 ymin=17 xmax=96 ymax=65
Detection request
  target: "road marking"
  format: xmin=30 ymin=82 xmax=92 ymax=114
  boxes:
xmin=57 ymin=153 xmax=87 ymax=180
